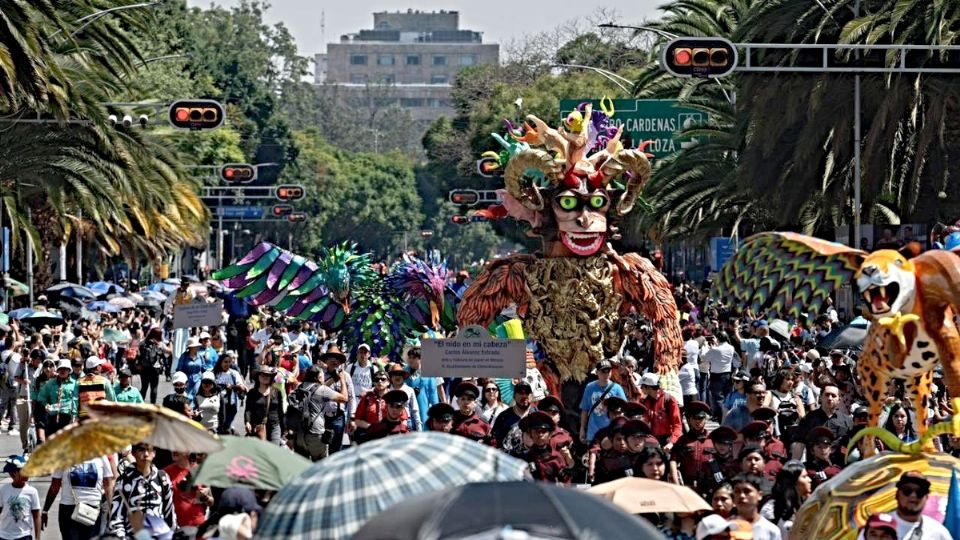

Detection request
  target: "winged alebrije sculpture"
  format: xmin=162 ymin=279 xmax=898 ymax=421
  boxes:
xmin=713 ymin=232 xmax=960 ymax=437
xmin=458 ymin=100 xmax=683 ymax=380
xmin=213 ymin=242 xmax=460 ymax=360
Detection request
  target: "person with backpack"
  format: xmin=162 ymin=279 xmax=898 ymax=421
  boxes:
xmin=769 ymin=369 xmax=805 ymax=441
xmin=136 ymin=328 xmax=168 ymax=404
xmin=346 ymin=344 xmax=377 ymax=397
xmin=287 ymin=366 xmax=348 ymax=460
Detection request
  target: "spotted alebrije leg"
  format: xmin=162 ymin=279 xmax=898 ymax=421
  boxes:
xmin=906 ymin=371 xmax=934 ymax=446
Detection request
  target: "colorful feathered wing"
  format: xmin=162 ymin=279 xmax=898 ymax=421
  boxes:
xmin=712 ymin=232 xmax=866 ymax=318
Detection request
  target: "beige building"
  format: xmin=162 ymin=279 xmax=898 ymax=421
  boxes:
xmin=316 ymin=10 xmax=499 ymax=122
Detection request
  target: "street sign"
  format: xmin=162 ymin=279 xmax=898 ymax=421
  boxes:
xmin=216 ymin=206 xmax=264 ymax=219
xmin=559 ymin=99 xmax=707 ymax=159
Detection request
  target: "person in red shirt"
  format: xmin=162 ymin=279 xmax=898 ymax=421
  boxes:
xmin=516 ymin=411 xmax=573 ymax=484
xmin=639 ymin=373 xmax=683 ymax=451
xmin=162 ymin=451 xmax=212 ymax=531
xmin=427 ymin=403 xmax=455 ymax=432
xmin=364 ymin=389 xmax=411 ymax=442
xmin=354 ymin=369 xmax=407 ymax=441
xmin=451 ymin=382 xmax=493 ymax=444
xmin=536 ymin=396 xmax=573 ymax=452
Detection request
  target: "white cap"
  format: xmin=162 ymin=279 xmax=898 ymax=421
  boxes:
xmin=357 ymin=343 xmax=371 ymax=351
xmin=186 ymin=337 xmax=202 ymax=349
xmin=696 ymin=515 xmax=737 ymax=540
xmin=639 ymin=373 xmax=660 ymax=387
xmin=201 ymin=371 xmax=216 ymax=382
xmin=172 ymin=372 xmax=188 ymax=385
xmin=199 ymin=331 xmax=211 ymax=340
xmin=56 ymin=359 xmax=72 ymax=371
xmin=85 ymin=356 xmax=104 ymax=370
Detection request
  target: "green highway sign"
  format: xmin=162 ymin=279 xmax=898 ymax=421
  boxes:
xmin=559 ymin=99 xmax=706 ymax=159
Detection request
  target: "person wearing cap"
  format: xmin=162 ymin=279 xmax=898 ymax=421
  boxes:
xmin=354 ymin=368 xmax=404 ymax=443
xmin=671 ymin=401 xmax=715 ymax=491
xmin=588 ymin=396 xmax=627 ymax=450
xmin=492 ymin=381 xmax=534 ymax=452
xmin=580 ymin=360 xmax=627 ymax=444
xmin=854 ymin=473 xmax=952 ymax=540
xmin=791 ymin=384 xmax=852 ymax=460
xmin=804 ymin=427 xmax=841 ymax=491
xmin=515 ymin=411 xmax=572 ymax=483
xmin=722 ymin=371 xmax=750 ymax=418
xmin=731 ymin=474 xmax=782 ymax=540
xmin=346 ymin=343 xmax=377 ymax=395
xmin=451 ymin=381 xmax=493 ymax=444
xmin=319 ymin=346 xmax=357 ymax=453
xmin=362 ymin=389 xmax=412 ymax=443
xmin=592 ymin=418 xmax=634 ymax=484
xmin=749 ymin=407 xmax=789 ymax=464
xmin=403 ymin=341 xmax=445 ymax=430
xmin=114 ymin=368 xmax=144 ymax=404
xmin=76 ymin=355 xmax=117 ymax=417
xmin=175 ymin=336 xmax=204 ymax=399
xmin=858 ymin=513 xmax=898 ymax=540
xmin=696 ymin=514 xmax=738 ymax=540
xmin=384 ymin=362 xmax=420 ymax=432
xmin=244 ymin=365 xmax=286 ymax=444
xmin=196 ymin=371 xmax=223 ymax=433
xmin=198 ymin=331 xmax=219 ymax=371
xmin=0 ymin=455 xmax=41 ymax=540
xmin=426 ymin=403 xmax=455 ymax=433
xmin=794 ymin=358 xmax=819 ymax=410
xmin=289 ymin=365 xmax=349 ymax=458
xmin=639 ymin=372 xmax=683 ymax=450
xmin=741 ymin=421 xmax=782 ymax=483
xmin=698 ymin=427 xmax=740 ymax=497
xmin=537 ymin=396 xmax=574 ymax=453
xmin=35 ymin=359 xmax=79 ymax=436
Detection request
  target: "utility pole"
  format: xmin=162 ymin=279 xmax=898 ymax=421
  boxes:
xmin=26 ymin=209 xmax=33 ymax=307
xmin=76 ymin=209 xmax=83 ymax=282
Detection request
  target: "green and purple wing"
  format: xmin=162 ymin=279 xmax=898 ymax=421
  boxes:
xmin=212 ymin=242 xmax=328 ymax=315
xmin=712 ymin=232 xmax=866 ymax=318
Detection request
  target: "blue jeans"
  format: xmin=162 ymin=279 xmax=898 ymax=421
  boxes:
xmin=325 ymin=412 xmax=346 ymax=454
xmin=709 ymin=372 xmax=731 ymax=419
xmin=697 ymin=371 xmax=710 ymax=402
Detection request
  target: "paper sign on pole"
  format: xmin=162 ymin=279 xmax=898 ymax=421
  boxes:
xmin=173 ymin=300 xmax=223 ymax=329
xmin=421 ymin=325 xmax=526 ymax=379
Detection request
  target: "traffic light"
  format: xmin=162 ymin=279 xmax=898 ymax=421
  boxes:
xmin=220 ymin=163 xmax=256 ymax=183
xmin=287 ymin=212 xmax=307 ymax=223
xmin=271 ymin=204 xmax=293 ymax=217
xmin=662 ymin=37 xmax=737 ymax=78
xmin=451 ymin=216 xmax=470 ymax=225
xmin=168 ymin=99 xmax=225 ymax=130
xmin=449 ymin=190 xmax=480 ymax=206
xmin=275 ymin=185 xmax=305 ymax=201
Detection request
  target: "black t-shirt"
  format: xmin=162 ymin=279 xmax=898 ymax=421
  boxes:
xmin=492 ymin=407 xmax=524 ymax=447
xmin=245 ymin=387 xmax=284 ymax=429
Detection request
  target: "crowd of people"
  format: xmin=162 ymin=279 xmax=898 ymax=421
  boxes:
xmin=0 ymin=273 xmax=954 ymax=540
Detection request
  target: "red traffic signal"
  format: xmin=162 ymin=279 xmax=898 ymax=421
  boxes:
xmin=287 ymin=212 xmax=308 ymax=223
xmin=662 ymin=38 xmax=737 ymax=78
xmin=451 ymin=216 xmax=470 ymax=225
xmin=276 ymin=185 xmax=305 ymax=201
xmin=220 ymin=163 xmax=256 ymax=183
xmin=272 ymin=204 xmax=293 ymax=217
xmin=449 ymin=190 xmax=480 ymax=206
xmin=168 ymin=100 xmax=225 ymax=130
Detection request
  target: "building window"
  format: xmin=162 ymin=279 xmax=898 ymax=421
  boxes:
xmin=432 ymin=55 xmax=448 ymax=66
xmin=400 ymin=98 xmax=424 ymax=107
xmin=350 ymin=73 xmax=368 ymax=84
xmin=350 ymin=55 xmax=367 ymax=65
xmin=406 ymin=55 xmax=421 ymax=65
xmin=431 ymin=74 xmax=448 ymax=84
xmin=459 ymin=54 xmax=476 ymax=66
xmin=378 ymin=74 xmax=396 ymax=84
xmin=428 ymin=98 xmax=444 ymax=108
xmin=377 ymin=54 xmax=394 ymax=66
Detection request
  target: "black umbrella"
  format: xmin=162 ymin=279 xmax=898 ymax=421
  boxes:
xmin=20 ymin=311 xmax=64 ymax=328
xmin=817 ymin=319 xmax=870 ymax=352
xmin=137 ymin=298 xmax=161 ymax=309
xmin=353 ymin=482 xmax=666 ymax=540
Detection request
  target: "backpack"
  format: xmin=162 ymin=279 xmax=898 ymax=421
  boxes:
xmin=349 ymin=362 xmax=377 ymax=387
xmin=138 ymin=341 xmax=164 ymax=372
xmin=286 ymin=384 xmax=324 ymax=436
xmin=773 ymin=392 xmax=800 ymax=443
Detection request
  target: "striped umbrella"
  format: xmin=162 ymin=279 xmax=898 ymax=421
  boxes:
xmin=257 ymin=432 xmax=530 ymax=540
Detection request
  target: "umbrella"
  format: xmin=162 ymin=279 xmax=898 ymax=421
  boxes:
xmin=125 ymin=292 xmax=144 ymax=302
xmin=137 ymin=298 xmax=161 ymax=309
xmin=817 ymin=322 xmax=869 ymax=352
xmin=21 ymin=311 xmax=64 ymax=328
xmin=163 ymin=278 xmax=181 ymax=285
xmin=108 ymin=297 xmax=136 ymax=309
xmin=193 ymin=436 xmax=311 ymax=492
xmin=24 ymin=416 xmax=153 ymax=476
xmin=87 ymin=401 xmax=222 ymax=454
xmin=257 ymin=432 xmax=529 ymax=540
xmin=87 ymin=301 xmax=121 ymax=313
xmin=7 ymin=308 xmax=34 ymax=320
xmin=3 ymin=277 xmax=29 ymax=297
xmin=86 ymin=281 xmax=124 ymax=295
xmin=101 ymin=328 xmax=129 ymax=344
xmin=354 ymin=482 xmax=666 ymax=540
xmin=45 ymin=282 xmax=97 ymax=300
xmin=147 ymin=282 xmax=178 ymax=294
xmin=587 ymin=477 xmax=712 ymax=514
xmin=141 ymin=290 xmax=167 ymax=302
xmin=183 ymin=274 xmax=201 ymax=283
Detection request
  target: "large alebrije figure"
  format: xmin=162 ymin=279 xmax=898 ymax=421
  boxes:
xmin=213 ymin=242 xmax=459 ymax=360
xmin=714 ymin=232 xmax=960 ymax=439
xmin=458 ymin=101 xmax=683 ymax=380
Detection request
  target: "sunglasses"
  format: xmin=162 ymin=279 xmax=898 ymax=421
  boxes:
xmin=899 ymin=486 xmax=928 ymax=497
xmin=484 ymin=387 xmax=499 ymax=392
xmin=374 ymin=377 xmax=388 ymax=382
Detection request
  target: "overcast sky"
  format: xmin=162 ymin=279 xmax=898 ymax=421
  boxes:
xmin=187 ymin=1 xmax=665 ymax=57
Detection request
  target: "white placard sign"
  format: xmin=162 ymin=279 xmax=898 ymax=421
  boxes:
xmin=421 ymin=325 xmax=526 ymax=378
xmin=173 ymin=300 xmax=223 ymax=329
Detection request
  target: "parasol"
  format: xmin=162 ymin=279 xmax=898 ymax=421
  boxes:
xmin=108 ymin=297 xmax=136 ymax=309
xmin=87 ymin=301 xmax=121 ymax=313
xmin=193 ymin=436 xmax=311 ymax=491
xmin=141 ymin=290 xmax=168 ymax=302
xmin=45 ymin=282 xmax=97 ymax=300
xmin=587 ymin=477 xmax=712 ymax=514
xmin=101 ymin=328 xmax=129 ymax=344
xmin=86 ymin=281 xmax=124 ymax=296
xmin=24 ymin=417 xmax=152 ymax=476
xmin=87 ymin=402 xmax=223 ymax=454
xmin=21 ymin=311 xmax=64 ymax=328
xmin=7 ymin=308 xmax=34 ymax=320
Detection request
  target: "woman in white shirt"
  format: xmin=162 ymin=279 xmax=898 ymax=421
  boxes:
xmin=43 ymin=456 xmax=115 ymax=540
xmin=479 ymin=382 xmax=508 ymax=424
xmin=195 ymin=372 xmax=222 ymax=433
